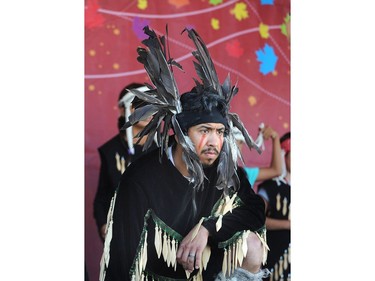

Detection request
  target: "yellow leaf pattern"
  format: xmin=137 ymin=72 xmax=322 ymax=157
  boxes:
xmin=211 ymin=18 xmax=220 ymax=30
xmin=138 ymin=0 xmax=148 ymax=10
xmin=230 ymin=2 xmax=249 ymax=21
xmin=259 ymin=23 xmax=269 ymax=39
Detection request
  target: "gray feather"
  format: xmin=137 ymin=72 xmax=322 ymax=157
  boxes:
xmin=229 ymin=113 xmax=262 ymax=154
xmin=171 ymin=116 xmax=204 ymax=189
xmin=128 ymin=104 xmax=160 ymax=125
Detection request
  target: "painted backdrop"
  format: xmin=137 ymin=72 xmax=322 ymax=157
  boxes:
xmin=85 ymin=0 xmax=290 ymax=280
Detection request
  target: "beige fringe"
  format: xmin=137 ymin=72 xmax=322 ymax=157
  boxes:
xmin=255 ymin=230 xmax=270 ymax=265
xmin=99 ymin=191 xmax=118 ymax=281
xmin=220 ymin=229 xmax=270 ymax=277
xmin=215 ymin=193 xmax=238 ymax=232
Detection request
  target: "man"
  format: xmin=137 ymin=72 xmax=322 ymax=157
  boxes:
xmin=100 ymin=89 xmax=269 ymax=281
xmin=93 ymin=83 xmax=156 ymax=240
xmin=99 ymin=26 xmax=270 ymax=281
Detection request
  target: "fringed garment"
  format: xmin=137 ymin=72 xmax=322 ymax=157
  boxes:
xmin=101 ymin=146 xmax=266 ymax=281
xmin=94 ymin=133 xmax=157 ymax=236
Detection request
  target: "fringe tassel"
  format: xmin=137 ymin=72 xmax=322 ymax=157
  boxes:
xmin=216 ymin=215 xmax=223 ymax=232
xmin=283 ymin=250 xmax=288 ymax=270
xmin=99 ymin=191 xmax=118 ymax=281
xmin=190 ymin=217 xmax=204 ymax=241
xmin=236 ymin=238 xmax=244 ymax=267
xmin=133 ymin=230 xmax=148 ymax=280
xmin=142 ymin=232 xmax=148 ymax=271
xmin=154 ymin=226 xmax=162 ymax=258
xmin=242 ymin=231 xmax=249 ymax=258
xmin=255 ymin=229 xmax=270 ymax=265
xmin=174 ymin=240 xmax=178 ymax=271
xmin=202 ymin=245 xmax=211 ymax=270
xmin=274 ymin=263 xmax=279 ymax=281
xmin=282 ymin=197 xmax=288 ymax=216
xmin=162 ymin=232 xmax=168 ymax=262
xmin=185 ymin=245 xmax=211 ymax=280
xmin=194 ymin=270 xmax=203 ymax=281
xmin=232 ymin=241 xmax=236 ymax=275
xmin=166 ymin=236 xmax=172 ymax=267
xmin=227 ymin=246 xmax=232 ymax=276
xmin=222 ymin=248 xmax=227 ymax=277
xmin=170 ymin=238 xmax=177 ymax=269
xmin=276 ymin=193 xmax=281 ymax=211
xmin=278 ymin=257 xmax=283 ymax=279
xmin=215 ymin=193 xmax=238 ymax=231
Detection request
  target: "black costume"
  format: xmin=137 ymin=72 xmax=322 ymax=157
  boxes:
xmin=258 ymin=179 xmax=291 ymax=281
xmin=99 ymin=25 xmax=270 ymax=281
xmin=102 ymin=143 xmax=266 ymax=281
xmin=93 ymin=133 xmax=156 ymax=237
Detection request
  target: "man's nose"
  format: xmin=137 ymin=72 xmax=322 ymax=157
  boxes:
xmin=207 ymin=132 xmax=220 ymax=146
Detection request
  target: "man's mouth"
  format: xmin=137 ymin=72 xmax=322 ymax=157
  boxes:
xmin=202 ymin=149 xmax=218 ymax=156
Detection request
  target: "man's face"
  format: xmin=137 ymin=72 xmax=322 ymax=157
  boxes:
xmin=187 ymin=122 xmax=225 ymax=167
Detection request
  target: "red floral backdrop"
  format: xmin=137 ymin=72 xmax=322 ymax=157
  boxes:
xmin=85 ymin=0 xmax=290 ymax=280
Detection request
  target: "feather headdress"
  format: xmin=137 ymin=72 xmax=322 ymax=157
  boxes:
xmin=123 ymin=26 xmax=261 ymax=193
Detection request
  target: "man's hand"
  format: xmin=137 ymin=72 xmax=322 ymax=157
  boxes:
xmin=176 ymin=226 xmax=209 ymax=272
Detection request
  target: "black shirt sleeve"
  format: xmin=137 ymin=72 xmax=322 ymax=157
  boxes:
xmin=202 ymin=168 xmax=266 ymax=244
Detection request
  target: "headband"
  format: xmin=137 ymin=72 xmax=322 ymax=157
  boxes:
xmin=176 ymin=109 xmax=228 ymax=132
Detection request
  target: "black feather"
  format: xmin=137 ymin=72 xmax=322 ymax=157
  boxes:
xmin=128 ymin=104 xmax=159 ymax=125
xmin=183 ymin=28 xmax=223 ymax=96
